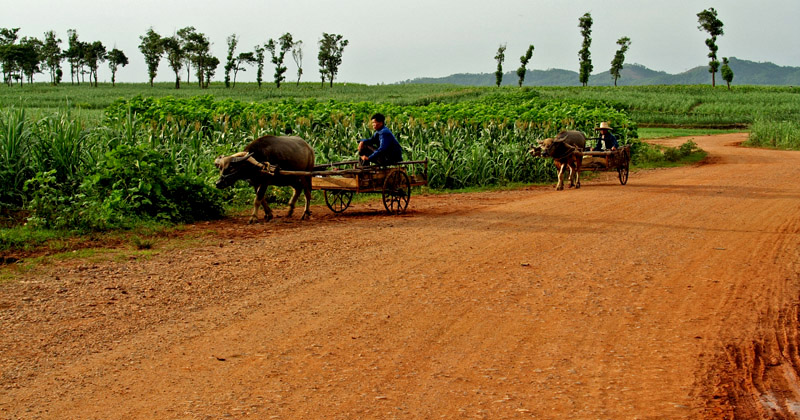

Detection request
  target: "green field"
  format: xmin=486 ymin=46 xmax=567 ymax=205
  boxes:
xmin=1 ymin=82 xmax=796 ymax=249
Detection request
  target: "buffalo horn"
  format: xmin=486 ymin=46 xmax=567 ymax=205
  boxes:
xmin=231 ymin=152 xmax=253 ymax=163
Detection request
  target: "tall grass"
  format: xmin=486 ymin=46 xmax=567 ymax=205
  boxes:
xmin=0 ymin=108 xmax=31 ymax=208
xmin=746 ymin=118 xmax=800 ymax=149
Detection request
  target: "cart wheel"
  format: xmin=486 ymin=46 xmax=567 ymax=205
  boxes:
xmin=382 ymin=169 xmax=411 ymax=214
xmin=324 ymin=190 xmax=353 ymax=213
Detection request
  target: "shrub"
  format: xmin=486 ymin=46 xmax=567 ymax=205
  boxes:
xmin=78 ymin=144 xmax=225 ymax=228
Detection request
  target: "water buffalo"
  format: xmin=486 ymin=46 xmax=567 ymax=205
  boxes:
xmin=530 ymin=130 xmax=586 ymax=190
xmin=215 ymin=135 xmax=314 ymax=223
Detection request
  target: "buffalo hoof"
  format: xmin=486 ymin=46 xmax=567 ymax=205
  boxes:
xmin=301 ymin=211 xmax=311 ymax=220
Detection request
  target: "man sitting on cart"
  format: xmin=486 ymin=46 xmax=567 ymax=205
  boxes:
xmin=593 ymin=121 xmax=619 ymax=151
xmin=358 ymin=113 xmax=402 ymax=166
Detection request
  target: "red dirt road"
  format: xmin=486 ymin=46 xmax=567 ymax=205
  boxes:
xmin=2 ymin=133 xmax=800 ymax=419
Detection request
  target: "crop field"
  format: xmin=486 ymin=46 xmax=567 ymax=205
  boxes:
xmin=0 ymin=83 xmax=797 ymax=238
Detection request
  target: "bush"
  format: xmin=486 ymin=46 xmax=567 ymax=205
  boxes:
xmin=24 ymin=144 xmax=225 ymax=230
xmin=78 ymin=144 xmax=225 ymax=228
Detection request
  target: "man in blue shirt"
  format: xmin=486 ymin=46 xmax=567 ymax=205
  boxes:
xmin=358 ymin=113 xmax=402 ymax=166
xmin=593 ymin=121 xmax=619 ymax=151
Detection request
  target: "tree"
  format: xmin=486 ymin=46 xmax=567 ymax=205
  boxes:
xmin=83 ymin=40 xmax=106 ymax=87
xmin=178 ymin=28 xmax=212 ymax=88
xmin=162 ymin=35 xmax=184 ymax=89
xmin=17 ymin=37 xmax=43 ymax=85
xmin=721 ymin=57 xmax=734 ymax=90
xmin=516 ymin=45 xmax=534 ymax=87
xmin=107 ymin=48 xmax=128 ymax=87
xmin=203 ymin=56 xmax=219 ymax=88
xmin=232 ymin=51 xmax=255 ymax=87
xmin=63 ymin=29 xmax=85 ymax=84
xmin=224 ymin=34 xmax=238 ymax=88
xmin=494 ymin=44 xmax=506 ymax=87
xmin=139 ymin=28 xmax=163 ymax=87
xmin=578 ymin=12 xmax=593 ymax=87
xmin=177 ymin=26 xmax=199 ymax=84
xmin=610 ymin=36 xmax=631 ymax=87
xmin=266 ymin=32 xmax=294 ymax=88
xmin=254 ymin=45 xmax=265 ymax=87
xmin=41 ymin=30 xmax=63 ymax=85
xmin=317 ymin=33 xmax=348 ymax=87
xmin=292 ymin=40 xmax=304 ymax=86
xmin=697 ymin=8 xmax=724 ymax=87
xmin=0 ymin=28 xmax=20 ymax=85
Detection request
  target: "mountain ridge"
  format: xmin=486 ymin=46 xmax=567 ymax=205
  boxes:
xmin=399 ymin=57 xmax=800 ymax=86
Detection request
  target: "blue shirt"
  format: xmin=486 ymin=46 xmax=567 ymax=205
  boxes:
xmin=361 ymin=126 xmax=402 ymax=163
xmin=594 ymin=131 xmax=619 ymax=151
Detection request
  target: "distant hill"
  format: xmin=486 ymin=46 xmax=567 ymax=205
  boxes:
xmin=400 ymin=57 xmax=800 ymax=86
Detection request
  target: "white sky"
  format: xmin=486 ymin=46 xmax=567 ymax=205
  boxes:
xmin=3 ymin=0 xmax=799 ymax=84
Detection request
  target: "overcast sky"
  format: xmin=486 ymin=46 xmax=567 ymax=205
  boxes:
xmin=3 ymin=0 xmax=799 ymax=84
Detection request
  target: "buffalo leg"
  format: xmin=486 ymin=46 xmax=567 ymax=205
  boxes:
xmin=555 ymin=161 xmax=565 ymax=190
xmin=568 ymin=164 xmax=578 ymax=188
xmin=301 ymin=176 xmax=312 ymax=220
xmin=250 ymin=185 xmax=272 ymax=223
xmin=286 ymin=183 xmax=302 ymax=218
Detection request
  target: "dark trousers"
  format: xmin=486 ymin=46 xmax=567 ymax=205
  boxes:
xmin=358 ymin=139 xmax=393 ymax=166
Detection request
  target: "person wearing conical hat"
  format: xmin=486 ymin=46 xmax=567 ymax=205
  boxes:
xmin=593 ymin=121 xmax=619 ymax=151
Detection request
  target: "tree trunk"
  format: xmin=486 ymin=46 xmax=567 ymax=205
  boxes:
xmin=175 ymin=72 xmax=181 ymax=89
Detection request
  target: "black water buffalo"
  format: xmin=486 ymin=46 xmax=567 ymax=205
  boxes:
xmin=215 ymin=135 xmax=315 ymax=223
xmin=530 ymin=130 xmax=586 ymax=190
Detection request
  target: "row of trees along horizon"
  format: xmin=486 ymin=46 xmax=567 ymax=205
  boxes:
xmin=0 ymin=27 xmax=348 ymax=89
xmin=2 ymin=7 xmax=733 ymax=91
xmin=494 ymin=8 xmax=733 ymax=89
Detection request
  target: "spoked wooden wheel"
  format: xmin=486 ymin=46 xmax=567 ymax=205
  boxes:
xmin=617 ymin=163 xmax=629 ymax=185
xmin=324 ymin=189 xmax=354 ymax=213
xmin=382 ymin=169 xmax=411 ymax=214
xmin=617 ymin=147 xmax=630 ymax=185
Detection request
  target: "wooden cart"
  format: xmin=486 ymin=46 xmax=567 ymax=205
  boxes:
xmin=303 ymin=159 xmax=428 ymax=214
xmin=581 ymin=145 xmax=631 ymax=185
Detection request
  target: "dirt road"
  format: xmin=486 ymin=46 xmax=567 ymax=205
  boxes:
xmin=2 ymin=133 xmax=800 ymax=419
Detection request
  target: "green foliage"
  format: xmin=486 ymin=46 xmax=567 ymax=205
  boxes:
xmin=224 ymin=34 xmax=238 ymax=88
xmin=138 ymin=28 xmax=163 ymax=87
xmin=517 ymin=45 xmax=534 ymax=87
xmin=494 ymin=44 xmax=506 ymax=88
xmin=265 ymin=33 xmax=294 ymax=88
xmin=610 ymin=37 xmax=631 ymax=87
xmin=697 ymin=8 xmax=724 ymax=87
xmin=746 ymin=118 xmax=800 ymax=149
xmin=632 ymin=140 xmax=702 ymax=166
xmin=77 ymin=144 xmax=225 ymax=228
xmin=0 ymin=108 xmax=31 ymax=208
xmin=578 ymin=12 xmax=593 ymax=87
xmin=23 ymin=169 xmax=86 ymax=229
xmin=317 ymin=33 xmax=348 ymax=87
xmin=106 ymin=48 xmax=128 ymax=87
xmin=721 ymin=57 xmax=734 ymax=90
